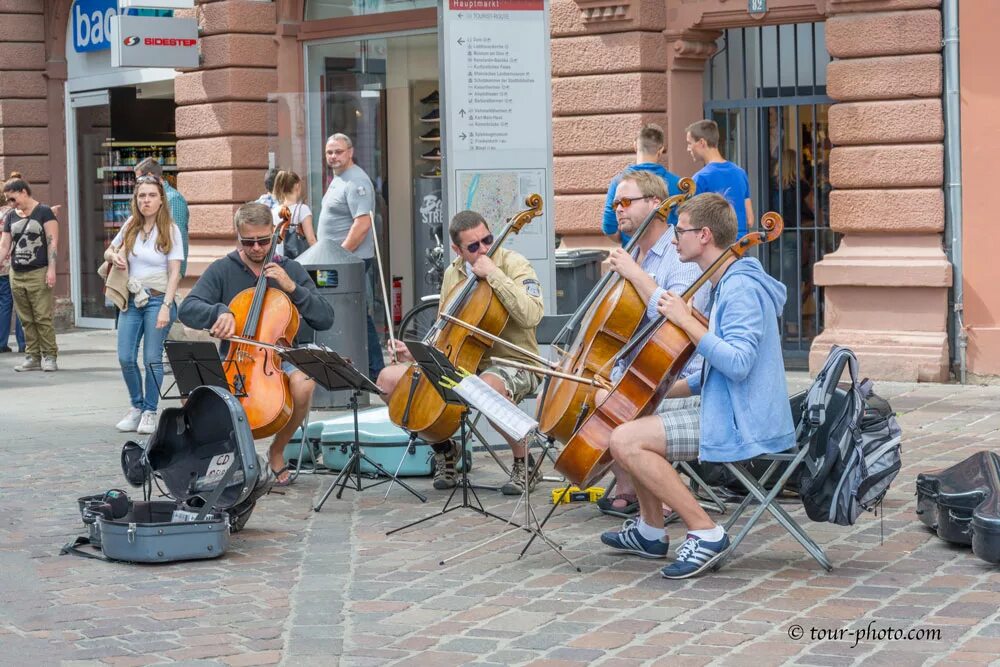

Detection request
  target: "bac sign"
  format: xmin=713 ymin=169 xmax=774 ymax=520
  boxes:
xmin=72 ymin=0 xmax=117 ymax=53
xmin=110 ymin=15 xmax=199 ymax=68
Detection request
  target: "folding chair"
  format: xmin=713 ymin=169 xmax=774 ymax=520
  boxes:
xmin=710 ymin=376 xmax=850 ymax=573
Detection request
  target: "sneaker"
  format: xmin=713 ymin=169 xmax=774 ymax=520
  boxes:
xmin=600 ymin=518 xmax=670 ymax=558
xmin=116 ymin=407 xmax=143 ymax=432
xmin=420 ymin=89 xmax=439 ymax=104
xmin=432 ymin=440 xmax=458 ymax=490
xmin=41 ymin=356 xmax=57 ymax=372
xmin=136 ymin=411 xmax=158 ymax=435
xmin=419 ymin=128 xmax=440 ymax=142
xmin=421 ymin=147 xmax=442 ymax=161
xmin=420 ymin=108 xmax=440 ymax=123
xmin=13 ymin=356 xmax=40 ymax=372
xmin=660 ymin=532 xmax=732 ymax=579
xmin=420 ymin=167 xmax=442 ymax=179
xmin=501 ymin=456 xmax=541 ymax=496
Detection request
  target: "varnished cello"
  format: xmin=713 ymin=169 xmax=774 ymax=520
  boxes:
xmin=554 ymin=212 xmax=785 ymax=488
xmin=387 ymin=195 xmax=543 ymax=443
xmin=224 ymin=207 xmax=300 ymax=439
xmin=536 ymin=178 xmax=696 ymax=444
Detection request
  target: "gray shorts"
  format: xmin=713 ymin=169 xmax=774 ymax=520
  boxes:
xmin=481 ymin=363 xmax=540 ymax=404
xmin=655 ymin=396 xmax=702 ymax=462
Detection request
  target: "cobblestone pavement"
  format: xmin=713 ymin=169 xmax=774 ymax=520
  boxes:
xmin=1 ymin=330 xmax=999 ymax=666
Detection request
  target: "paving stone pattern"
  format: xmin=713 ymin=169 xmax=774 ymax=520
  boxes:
xmin=1 ymin=331 xmax=999 ymax=666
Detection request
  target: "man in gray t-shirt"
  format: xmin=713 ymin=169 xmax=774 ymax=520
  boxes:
xmin=316 ymin=133 xmax=384 ymax=377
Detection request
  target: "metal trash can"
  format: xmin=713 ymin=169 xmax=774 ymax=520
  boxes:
xmin=554 ymin=249 xmax=609 ymax=315
xmin=296 ymin=239 xmax=369 ymax=408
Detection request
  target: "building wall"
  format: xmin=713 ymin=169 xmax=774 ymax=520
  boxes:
xmin=958 ymin=0 xmax=1000 ymax=379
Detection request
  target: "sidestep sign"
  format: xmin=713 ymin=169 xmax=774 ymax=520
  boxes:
xmin=110 ymin=15 xmax=199 ymax=68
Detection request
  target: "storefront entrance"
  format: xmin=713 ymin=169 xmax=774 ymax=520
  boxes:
xmin=703 ymin=22 xmax=836 ymax=365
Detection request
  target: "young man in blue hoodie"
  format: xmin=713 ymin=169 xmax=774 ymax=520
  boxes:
xmin=601 ymin=192 xmax=795 ymax=579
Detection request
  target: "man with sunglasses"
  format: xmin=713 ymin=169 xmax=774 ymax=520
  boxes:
xmin=376 ymin=210 xmax=545 ymax=495
xmin=178 ymin=203 xmax=334 ymax=486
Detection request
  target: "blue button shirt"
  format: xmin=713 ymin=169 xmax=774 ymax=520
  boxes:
xmin=692 ymin=161 xmax=751 ymax=237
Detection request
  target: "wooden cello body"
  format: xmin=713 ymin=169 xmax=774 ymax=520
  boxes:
xmin=388 ymin=195 xmax=543 ymax=443
xmin=536 ymin=180 xmax=696 ymax=444
xmin=554 ymin=212 xmax=784 ymax=488
xmin=224 ymin=208 xmax=300 ymax=439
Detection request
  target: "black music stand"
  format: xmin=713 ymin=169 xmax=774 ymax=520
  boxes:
xmin=162 ymin=341 xmax=245 ymax=399
xmin=280 ymin=346 xmax=427 ymax=510
xmin=386 ymin=340 xmax=519 ymax=539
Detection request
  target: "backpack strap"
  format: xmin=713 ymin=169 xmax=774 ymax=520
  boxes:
xmin=805 ymin=346 xmax=858 ymax=427
xmin=194 ymin=436 xmax=241 ymax=521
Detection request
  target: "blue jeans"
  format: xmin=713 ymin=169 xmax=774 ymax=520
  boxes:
xmin=117 ymin=294 xmax=176 ymax=412
xmin=0 ymin=275 xmax=25 ymax=351
xmin=363 ymin=258 xmax=385 ymax=380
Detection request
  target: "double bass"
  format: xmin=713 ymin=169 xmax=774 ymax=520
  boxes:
xmin=387 ymin=195 xmax=543 ymax=443
xmin=554 ymin=212 xmax=784 ymax=488
xmin=224 ymin=207 xmax=299 ymax=439
xmin=535 ymin=178 xmax=696 ymax=444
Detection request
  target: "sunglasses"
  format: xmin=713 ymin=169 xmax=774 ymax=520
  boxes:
xmin=136 ymin=175 xmax=160 ymax=184
xmin=465 ymin=234 xmax=494 ymax=254
xmin=674 ymin=226 xmax=705 ymax=237
xmin=238 ymin=235 xmax=273 ymax=248
xmin=612 ymin=195 xmax=653 ymax=209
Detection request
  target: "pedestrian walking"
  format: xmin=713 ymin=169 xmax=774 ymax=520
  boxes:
xmin=0 ymin=196 xmax=25 ymax=354
xmin=0 ymin=172 xmax=59 ymax=371
xmin=270 ymin=170 xmax=316 ymax=260
xmin=685 ymin=120 xmax=754 ymax=237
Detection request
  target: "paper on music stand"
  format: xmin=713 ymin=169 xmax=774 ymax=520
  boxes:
xmin=451 ymin=374 xmax=538 ymax=442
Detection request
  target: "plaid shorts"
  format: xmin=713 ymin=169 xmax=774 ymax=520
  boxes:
xmin=655 ymin=396 xmax=702 ymax=462
xmin=481 ymin=363 xmax=540 ymax=404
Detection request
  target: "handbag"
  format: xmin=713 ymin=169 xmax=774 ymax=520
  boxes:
xmin=282 ymin=203 xmax=308 ymax=259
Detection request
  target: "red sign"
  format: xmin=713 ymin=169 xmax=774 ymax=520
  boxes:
xmin=144 ymin=37 xmax=197 ymax=47
xmin=449 ymin=0 xmax=543 ymax=10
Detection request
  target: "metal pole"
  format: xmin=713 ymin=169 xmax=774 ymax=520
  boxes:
xmin=942 ymin=0 xmax=965 ymax=383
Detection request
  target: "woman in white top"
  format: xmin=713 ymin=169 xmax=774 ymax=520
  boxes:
xmin=107 ymin=175 xmax=183 ymax=435
xmin=270 ymin=170 xmax=315 ymax=259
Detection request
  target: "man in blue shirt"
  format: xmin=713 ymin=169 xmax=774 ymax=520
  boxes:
xmin=602 ymin=124 xmax=681 ymax=246
xmin=685 ymin=120 xmax=754 ymax=238
xmin=135 ymin=158 xmax=189 ymax=277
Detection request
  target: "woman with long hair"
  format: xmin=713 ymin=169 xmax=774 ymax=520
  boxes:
xmin=270 ymin=170 xmax=316 ymax=259
xmin=0 ymin=172 xmax=59 ymax=371
xmin=107 ymin=175 xmax=183 ymax=434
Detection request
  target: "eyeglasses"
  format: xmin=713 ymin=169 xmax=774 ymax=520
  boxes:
xmin=612 ymin=195 xmax=653 ymax=210
xmin=328 ymin=149 xmax=349 ymax=156
xmin=465 ymin=234 xmax=494 ymax=254
xmin=238 ymin=235 xmax=273 ymax=248
xmin=136 ymin=175 xmax=160 ymax=184
xmin=674 ymin=226 xmax=705 ymax=237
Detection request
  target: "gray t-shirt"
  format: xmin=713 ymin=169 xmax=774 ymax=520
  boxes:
xmin=316 ymin=163 xmax=376 ymax=259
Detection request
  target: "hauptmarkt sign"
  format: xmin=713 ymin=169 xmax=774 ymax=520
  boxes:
xmin=440 ymin=0 xmax=555 ymax=312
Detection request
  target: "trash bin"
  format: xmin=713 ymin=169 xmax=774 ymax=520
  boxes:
xmin=295 ymin=239 xmax=369 ymax=409
xmin=554 ymin=249 xmax=609 ymax=315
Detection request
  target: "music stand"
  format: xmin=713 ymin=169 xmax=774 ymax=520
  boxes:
xmin=279 ymin=345 xmax=427 ymax=510
xmin=162 ymin=341 xmax=244 ymax=399
xmin=386 ymin=340 xmax=519 ymax=538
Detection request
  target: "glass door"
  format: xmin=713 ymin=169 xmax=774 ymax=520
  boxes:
xmin=68 ymin=91 xmax=116 ymax=327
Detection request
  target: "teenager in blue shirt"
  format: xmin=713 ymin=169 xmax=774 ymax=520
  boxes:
xmin=602 ymin=124 xmax=681 ymax=246
xmin=686 ymin=120 xmax=754 ymax=238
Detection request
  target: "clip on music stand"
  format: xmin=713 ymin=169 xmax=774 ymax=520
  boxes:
xmin=386 ymin=340 xmax=519 ymax=539
xmin=279 ymin=346 xmax=427 ymax=511
xmin=161 ymin=341 xmax=246 ymax=400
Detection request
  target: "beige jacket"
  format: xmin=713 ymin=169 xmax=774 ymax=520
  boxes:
xmin=439 ymin=246 xmax=544 ymax=370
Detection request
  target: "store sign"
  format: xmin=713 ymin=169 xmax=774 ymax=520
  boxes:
xmin=72 ymin=0 xmax=117 ymax=53
xmin=440 ymin=0 xmax=555 ymax=312
xmin=110 ymin=15 xmax=199 ymax=68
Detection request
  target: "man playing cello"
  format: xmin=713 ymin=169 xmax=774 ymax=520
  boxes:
xmin=178 ymin=203 xmax=335 ymax=486
xmin=378 ymin=210 xmax=543 ymax=495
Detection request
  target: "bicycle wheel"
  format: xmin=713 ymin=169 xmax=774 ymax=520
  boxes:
xmin=398 ymin=299 xmax=439 ymax=341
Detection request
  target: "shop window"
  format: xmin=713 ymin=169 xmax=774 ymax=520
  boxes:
xmin=305 ymin=0 xmax=435 ymax=20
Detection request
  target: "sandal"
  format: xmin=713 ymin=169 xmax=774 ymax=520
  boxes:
xmin=270 ymin=465 xmax=293 ymax=487
xmin=597 ymin=493 xmax=640 ymax=518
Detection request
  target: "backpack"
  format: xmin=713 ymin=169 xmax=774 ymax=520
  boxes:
xmin=798 ymin=346 xmax=903 ymax=526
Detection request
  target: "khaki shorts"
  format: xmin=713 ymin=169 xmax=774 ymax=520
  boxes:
xmin=481 ymin=363 xmax=540 ymax=405
xmin=655 ymin=396 xmax=702 ymax=462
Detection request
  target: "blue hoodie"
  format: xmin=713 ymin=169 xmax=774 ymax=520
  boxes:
xmin=685 ymin=257 xmax=795 ymax=462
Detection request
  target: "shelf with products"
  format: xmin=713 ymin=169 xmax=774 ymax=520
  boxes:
xmin=103 ymin=165 xmax=178 ymax=173
xmin=102 ymin=140 xmax=177 ymax=169
xmin=103 ymin=194 xmax=133 ymax=200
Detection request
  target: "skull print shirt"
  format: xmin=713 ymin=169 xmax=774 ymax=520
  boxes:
xmin=2 ymin=204 xmax=56 ymax=272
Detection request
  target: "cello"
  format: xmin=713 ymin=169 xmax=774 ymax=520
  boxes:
xmin=387 ymin=195 xmax=543 ymax=443
xmin=224 ymin=206 xmax=300 ymax=439
xmin=554 ymin=212 xmax=784 ymax=488
xmin=536 ymin=178 xmax=696 ymax=444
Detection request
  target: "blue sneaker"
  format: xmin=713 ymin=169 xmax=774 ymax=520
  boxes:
xmin=660 ymin=532 xmax=731 ymax=579
xmin=600 ymin=519 xmax=669 ymax=559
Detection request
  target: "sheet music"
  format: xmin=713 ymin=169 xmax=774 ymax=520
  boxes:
xmin=452 ymin=374 xmax=538 ymax=441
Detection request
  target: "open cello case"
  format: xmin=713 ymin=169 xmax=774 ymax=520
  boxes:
xmin=66 ymin=386 xmax=268 ymax=563
xmin=916 ymin=450 xmax=1000 ymax=564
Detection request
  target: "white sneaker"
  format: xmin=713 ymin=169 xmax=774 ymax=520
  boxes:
xmin=41 ymin=356 xmax=58 ymax=372
xmin=116 ymin=408 xmax=142 ymax=432
xmin=137 ymin=410 xmax=158 ymax=435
